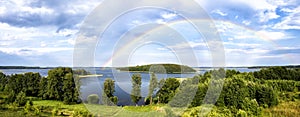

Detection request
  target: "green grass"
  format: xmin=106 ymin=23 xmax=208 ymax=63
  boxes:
xmin=263 ymin=100 xmax=300 ymax=117
xmin=85 ymin=104 xmax=165 ymax=117
xmin=32 ymin=100 xmax=166 ymax=117
xmin=33 ymin=100 xmax=86 ymax=111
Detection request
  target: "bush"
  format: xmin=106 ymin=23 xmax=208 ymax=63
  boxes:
xmin=33 ymin=106 xmax=41 ymax=115
xmin=23 ymin=101 xmax=33 ymax=114
xmin=52 ymin=107 xmax=59 ymax=116
xmin=87 ymin=94 xmax=99 ymax=104
xmin=15 ymin=91 xmax=27 ymax=106
xmin=237 ymin=109 xmax=247 ymax=117
xmin=256 ymin=85 xmax=278 ymax=107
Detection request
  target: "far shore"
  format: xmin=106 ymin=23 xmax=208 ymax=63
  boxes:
xmin=117 ymin=70 xmax=197 ymax=74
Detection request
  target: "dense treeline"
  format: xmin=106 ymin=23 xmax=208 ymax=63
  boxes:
xmin=253 ymin=66 xmax=300 ymax=81
xmin=117 ymin=64 xmax=196 ymax=73
xmin=137 ymin=67 xmax=299 ymax=116
xmin=0 ymin=66 xmax=50 ymax=69
xmin=0 ymin=67 xmax=84 ymax=106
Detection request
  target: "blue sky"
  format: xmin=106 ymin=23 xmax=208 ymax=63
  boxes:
xmin=0 ymin=0 xmax=300 ymax=67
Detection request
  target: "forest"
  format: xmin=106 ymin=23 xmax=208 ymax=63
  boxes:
xmin=117 ymin=64 xmax=196 ymax=73
xmin=0 ymin=66 xmax=299 ymax=116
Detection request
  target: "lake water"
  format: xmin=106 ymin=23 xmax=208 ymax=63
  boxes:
xmin=0 ymin=67 xmax=260 ymax=105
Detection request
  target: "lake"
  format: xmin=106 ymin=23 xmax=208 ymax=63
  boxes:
xmin=0 ymin=67 xmax=260 ymax=105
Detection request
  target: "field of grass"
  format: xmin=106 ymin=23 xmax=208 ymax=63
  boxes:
xmin=263 ymin=100 xmax=300 ymax=117
xmin=32 ymin=100 xmax=165 ymax=117
xmin=1 ymin=94 xmax=300 ymax=117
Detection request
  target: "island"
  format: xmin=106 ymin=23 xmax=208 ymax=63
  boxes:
xmin=116 ymin=64 xmax=196 ymax=73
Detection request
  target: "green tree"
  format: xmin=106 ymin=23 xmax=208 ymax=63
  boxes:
xmin=223 ymin=77 xmax=248 ymax=112
xmin=103 ymin=78 xmax=117 ymax=105
xmin=0 ymin=72 xmax=7 ymax=91
xmin=38 ymin=77 xmax=48 ymax=99
xmin=24 ymin=72 xmax=41 ymax=97
xmin=46 ymin=67 xmax=72 ymax=100
xmin=156 ymin=78 xmax=180 ymax=104
xmin=7 ymin=74 xmax=25 ymax=94
xmin=6 ymin=90 xmax=16 ymax=103
xmin=148 ymin=73 xmax=158 ymax=105
xmin=131 ymin=73 xmax=142 ymax=106
xmin=256 ymin=85 xmax=278 ymax=107
xmin=190 ymin=83 xmax=208 ymax=107
xmin=63 ymin=73 xmax=79 ymax=104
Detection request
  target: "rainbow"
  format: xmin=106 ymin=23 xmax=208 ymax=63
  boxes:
xmin=97 ymin=19 xmax=292 ymax=67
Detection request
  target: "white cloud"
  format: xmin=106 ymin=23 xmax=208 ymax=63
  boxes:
xmin=273 ymin=6 xmax=300 ymax=30
xmin=0 ymin=6 xmax=6 ymax=15
xmin=211 ymin=9 xmax=227 ymax=16
xmin=0 ymin=48 xmax=73 ymax=56
xmin=161 ymin=12 xmax=177 ymax=19
xmin=0 ymin=22 xmax=52 ymax=41
xmin=155 ymin=19 xmax=167 ymax=24
xmin=224 ymin=42 xmax=261 ymax=48
xmin=256 ymin=30 xmax=287 ymax=40
xmin=242 ymin=20 xmax=251 ymax=25
xmin=56 ymin=29 xmax=78 ymax=37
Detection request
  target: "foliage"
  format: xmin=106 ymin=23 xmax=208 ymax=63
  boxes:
xmin=103 ymin=78 xmax=115 ymax=98
xmin=223 ymin=77 xmax=248 ymax=111
xmin=155 ymin=78 xmax=180 ymax=104
xmin=46 ymin=67 xmax=72 ymax=100
xmin=169 ymin=78 xmax=199 ymax=107
xmin=87 ymin=94 xmax=99 ymax=104
xmin=190 ymin=83 xmax=208 ymax=107
xmin=38 ymin=77 xmax=48 ymax=99
xmin=253 ymin=66 xmax=300 ymax=81
xmin=23 ymin=101 xmax=33 ymax=114
xmin=63 ymin=73 xmax=79 ymax=104
xmin=0 ymin=72 xmax=7 ymax=91
xmin=148 ymin=73 xmax=158 ymax=105
xmin=5 ymin=90 xmax=16 ymax=103
xmin=118 ymin=64 xmax=196 ymax=73
xmin=103 ymin=78 xmax=117 ymax=105
xmin=266 ymin=80 xmax=300 ymax=92
xmin=255 ymin=85 xmax=279 ymax=108
xmin=73 ymin=69 xmax=91 ymax=75
xmin=131 ymin=73 xmax=142 ymax=105
xmin=15 ymin=91 xmax=27 ymax=106
xmin=23 ymin=72 xmax=41 ymax=97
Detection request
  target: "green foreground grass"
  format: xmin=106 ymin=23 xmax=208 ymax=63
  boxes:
xmin=262 ymin=100 xmax=300 ymax=117
xmin=1 ymin=91 xmax=300 ymax=117
xmin=1 ymin=97 xmax=300 ymax=117
xmin=32 ymin=100 xmax=166 ymax=117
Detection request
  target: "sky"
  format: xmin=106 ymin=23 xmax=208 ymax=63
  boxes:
xmin=0 ymin=0 xmax=300 ymax=67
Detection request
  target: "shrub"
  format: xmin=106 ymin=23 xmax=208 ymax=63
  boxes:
xmin=15 ymin=91 xmax=27 ymax=106
xmin=237 ymin=109 xmax=247 ymax=117
xmin=87 ymin=94 xmax=99 ymax=104
xmin=256 ymin=85 xmax=278 ymax=107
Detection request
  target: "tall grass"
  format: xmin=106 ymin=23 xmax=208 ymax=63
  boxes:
xmin=263 ymin=100 xmax=300 ymax=117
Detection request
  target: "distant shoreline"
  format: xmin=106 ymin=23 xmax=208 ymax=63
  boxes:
xmin=0 ymin=65 xmax=300 ymax=69
xmin=0 ymin=66 xmax=54 ymax=69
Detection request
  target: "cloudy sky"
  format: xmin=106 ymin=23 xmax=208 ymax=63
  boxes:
xmin=0 ymin=0 xmax=300 ymax=67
